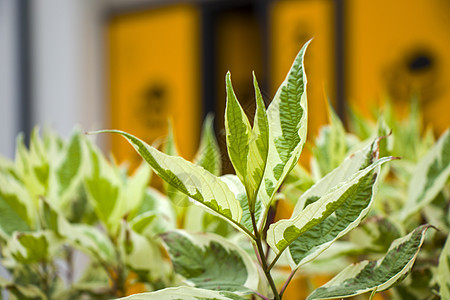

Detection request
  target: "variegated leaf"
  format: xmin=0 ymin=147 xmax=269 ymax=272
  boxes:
xmin=293 ymin=138 xmax=381 ymax=216
xmin=162 ymin=120 xmax=189 ymax=208
xmin=123 ymin=162 xmax=152 ymax=218
xmin=220 ymin=174 xmax=263 ymax=235
xmin=257 ymin=40 xmax=310 ymax=208
xmin=437 ymin=234 xmax=450 ymax=299
xmin=307 ymin=225 xmax=432 ymax=299
xmin=225 ymin=71 xmax=252 ymax=193
xmin=0 ymin=277 xmax=47 ymax=300
xmin=5 ymin=231 xmax=57 ymax=264
xmin=161 ymin=230 xmax=259 ymax=293
xmin=267 ymin=156 xmax=392 ymax=256
xmin=118 ymin=286 xmax=247 ymax=300
xmin=84 ymin=140 xmax=122 ymax=232
xmin=134 ymin=187 xmax=176 ymax=236
xmin=54 ymin=129 xmax=85 ymax=203
xmin=15 ymin=129 xmax=50 ymax=198
xmin=311 ymin=101 xmax=353 ymax=179
xmin=245 ymin=73 xmax=270 ymax=209
xmin=400 ymin=129 xmax=450 ymax=220
xmin=39 ymin=199 xmax=115 ymax=265
xmin=93 ymin=130 xmax=243 ymax=226
xmin=0 ymin=171 xmax=35 ymax=235
xmin=194 ymin=113 xmax=222 ymax=176
xmin=119 ymin=220 xmax=166 ymax=281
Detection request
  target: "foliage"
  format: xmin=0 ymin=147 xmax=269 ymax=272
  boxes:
xmin=1 ymin=40 xmax=448 ymax=300
xmin=282 ymin=96 xmax=449 ymax=299
xmin=95 ymin=40 xmax=448 ymax=299
xmin=0 ymin=128 xmax=178 ymax=299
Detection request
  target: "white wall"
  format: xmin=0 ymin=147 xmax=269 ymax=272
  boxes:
xmin=0 ymin=0 xmax=19 ymax=158
xmin=32 ymin=0 xmax=105 ymax=137
xmin=0 ymin=0 xmax=105 ymax=160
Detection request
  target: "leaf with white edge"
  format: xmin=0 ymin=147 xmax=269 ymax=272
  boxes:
xmin=161 ymin=230 xmax=259 ymax=293
xmin=93 ymin=130 xmax=243 ymax=227
xmin=124 ymin=162 xmax=152 ymax=218
xmin=55 ymin=129 xmax=85 ymax=200
xmin=118 ymin=286 xmax=247 ymax=300
xmin=15 ymin=129 xmax=50 ymax=198
xmin=245 ymin=73 xmax=269 ymax=209
xmin=311 ymin=101 xmax=351 ymax=179
xmin=437 ymin=234 xmax=450 ymax=299
xmin=162 ymin=121 xmax=190 ymax=208
xmin=6 ymin=231 xmax=56 ymax=264
xmin=129 ymin=211 xmax=157 ymax=234
xmin=84 ymin=141 xmax=122 ymax=232
xmin=135 ymin=187 xmax=176 ymax=236
xmin=267 ymin=156 xmax=392 ymax=256
xmin=39 ymin=199 xmax=116 ymax=265
xmin=293 ymin=138 xmax=381 ymax=216
xmin=119 ymin=221 xmax=166 ymax=281
xmin=194 ymin=113 xmax=222 ymax=176
xmin=0 ymin=172 xmax=35 ymax=234
xmin=225 ymin=72 xmax=252 ymax=191
xmin=163 ymin=120 xmax=179 ymax=157
xmin=257 ymin=40 xmax=310 ymax=208
xmin=400 ymin=129 xmax=450 ymax=220
xmin=220 ymin=174 xmax=263 ymax=235
xmin=0 ymin=278 xmax=47 ymax=300
xmin=286 ymin=165 xmax=381 ymax=269
xmin=68 ymin=224 xmax=116 ymax=265
xmin=307 ymin=225 xmax=432 ymax=300
xmin=284 ymin=142 xmax=388 ymax=269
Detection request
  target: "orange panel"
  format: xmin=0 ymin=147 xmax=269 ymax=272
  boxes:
xmin=270 ymin=0 xmax=335 ymax=139
xmin=346 ymin=0 xmax=450 ymax=134
xmin=107 ymin=4 xmax=201 ymax=168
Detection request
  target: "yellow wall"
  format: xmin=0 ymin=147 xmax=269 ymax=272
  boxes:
xmin=270 ymin=0 xmax=335 ymax=139
xmin=346 ymin=0 xmax=450 ymax=134
xmin=107 ymin=4 xmax=201 ymax=168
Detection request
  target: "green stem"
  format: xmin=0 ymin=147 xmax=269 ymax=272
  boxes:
xmin=251 ymin=211 xmax=280 ymax=300
xmin=369 ymin=287 xmax=378 ymax=300
xmin=268 ymin=251 xmax=283 ymax=271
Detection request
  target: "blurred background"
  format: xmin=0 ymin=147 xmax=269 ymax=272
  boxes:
xmin=1 ymin=0 xmax=449 ymax=166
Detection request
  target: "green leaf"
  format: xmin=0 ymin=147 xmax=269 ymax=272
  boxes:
xmin=267 ymin=155 xmax=392 ymax=256
xmin=437 ymin=234 xmax=450 ymax=299
xmin=117 ymin=286 xmax=247 ymax=300
xmin=161 ymin=230 xmax=259 ymax=293
xmin=311 ymin=100 xmax=353 ymax=179
xmin=224 ymin=71 xmax=252 ymax=192
xmin=6 ymin=231 xmax=55 ymax=264
xmin=55 ymin=129 xmax=84 ymax=199
xmin=119 ymin=221 xmax=166 ymax=281
xmin=348 ymin=216 xmax=402 ymax=253
xmin=162 ymin=121 xmax=190 ymax=208
xmin=38 ymin=200 xmax=116 ymax=265
xmin=84 ymin=140 xmax=122 ymax=232
xmin=93 ymin=130 xmax=243 ymax=226
xmin=15 ymin=129 xmax=50 ymax=198
xmin=400 ymin=129 xmax=450 ymax=220
xmin=220 ymin=175 xmax=263 ymax=235
xmin=0 ymin=172 xmax=35 ymax=234
xmin=67 ymin=224 xmax=116 ymax=265
xmin=134 ymin=187 xmax=176 ymax=236
xmin=123 ymin=162 xmax=152 ymax=218
xmin=245 ymin=73 xmax=269 ymax=209
xmin=0 ymin=278 xmax=47 ymax=300
xmin=257 ymin=39 xmax=310 ymax=208
xmin=307 ymin=225 xmax=432 ymax=299
xmin=194 ymin=113 xmax=222 ymax=176
xmin=292 ymin=138 xmax=381 ymax=216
